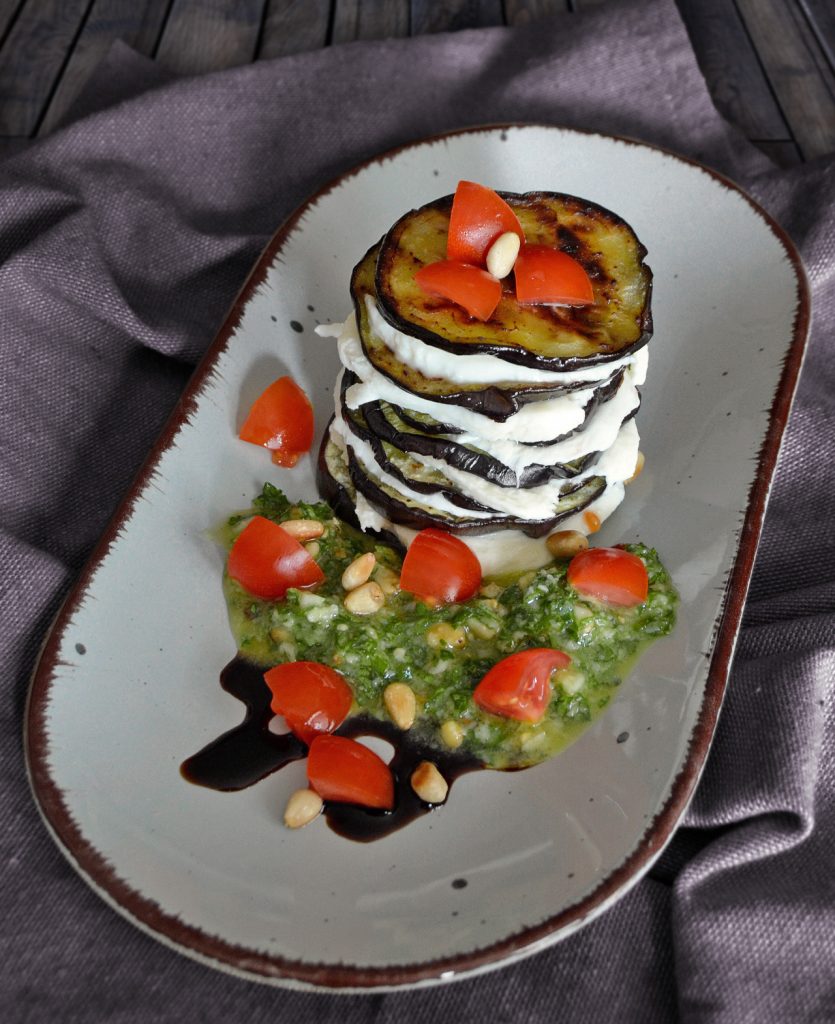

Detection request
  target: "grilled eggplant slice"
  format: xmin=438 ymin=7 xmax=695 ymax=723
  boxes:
xmin=375 ymin=192 xmax=652 ymax=370
xmin=340 ymin=400 xmax=492 ymax=513
xmin=361 ymin=399 xmax=601 ymax=487
xmin=346 ymin=445 xmax=607 ymax=538
xmin=319 ymin=432 xmax=607 ymax=539
xmin=352 ymin=244 xmax=617 ymax=420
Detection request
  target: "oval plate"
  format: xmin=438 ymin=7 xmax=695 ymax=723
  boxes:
xmin=26 ymin=126 xmax=809 ymax=991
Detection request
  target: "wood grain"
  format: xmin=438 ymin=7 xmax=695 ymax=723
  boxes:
xmin=332 ymin=0 xmax=409 ymax=43
xmin=504 ymin=1 xmax=569 ymax=26
xmin=258 ymin=0 xmax=330 ymax=58
xmin=0 ymin=0 xmax=92 ymax=136
xmin=735 ymin=0 xmax=835 ymax=160
xmin=155 ymin=0 xmax=266 ymax=74
xmin=800 ymin=0 xmax=835 ymax=71
xmin=410 ymin=0 xmax=503 ymax=35
xmin=676 ymin=0 xmax=791 ymax=141
xmin=38 ymin=0 xmax=172 ymax=135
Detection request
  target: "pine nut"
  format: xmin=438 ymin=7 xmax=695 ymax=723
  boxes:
xmin=411 ymin=761 xmax=449 ymax=804
xmin=486 ymin=231 xmax=521 ymax=279
xmin=281 ymin=519 xmax=324 ymax=541
xmin=283 ymin=788 xmax=323 ymax=829
xmin=440 ymin=720 xmax=465 ymax=749
xmin=426 ymin=622 xmax=467 ymax=649
xmin=383 ymin=682 xmax=417 ymax=730
xmin=626 ymin=450 xmax=645 ymax=484
xmin=373 ymin=564 xmax=401 ymax=595
xmin=479 ymin=582 xmax=501 ymax=599
xmin=342 ymin=551 xmax=376 ymax=591
xmin=344 ymin=580 xmax=384 ymax=615
xmin=304 ymin=541 xmax=320 ymax=558
xmin=546 ymin=530 xmax=589 ymax=560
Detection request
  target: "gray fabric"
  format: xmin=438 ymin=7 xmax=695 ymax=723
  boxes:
xmin=2 ymin=0 xmax=832 ymax=1019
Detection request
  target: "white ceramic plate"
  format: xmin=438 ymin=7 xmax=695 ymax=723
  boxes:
xmin=27 ymin=126 xmax=808 ymax=991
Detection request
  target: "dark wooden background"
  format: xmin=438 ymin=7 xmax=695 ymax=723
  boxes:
xmin=0 ymin=0 xmax=833 ymax=165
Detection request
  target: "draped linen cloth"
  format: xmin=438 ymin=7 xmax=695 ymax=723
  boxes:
xmin=1 ymin=1 xmax=832 ymax=1019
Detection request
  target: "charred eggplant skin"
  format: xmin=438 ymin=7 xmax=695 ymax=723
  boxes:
xmin=339 ymin=399 xmax=493 ymax=513
xmin=374 ymin=191 xmax=653 ymax=371
xmin=319 ymin=430 xmax=606 ymax=540
xmin=351 ymin=244 xmax=607 ymax=421
xmin=360 ymin=399 xmax=602 ymax=488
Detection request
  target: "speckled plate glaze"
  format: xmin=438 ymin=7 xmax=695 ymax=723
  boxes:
xmin=26 ymin=126 xmax=809 ymax=991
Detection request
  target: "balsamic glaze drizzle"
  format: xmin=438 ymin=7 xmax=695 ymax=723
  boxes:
xmin=181 ymin=656 xmax=483 ymax=842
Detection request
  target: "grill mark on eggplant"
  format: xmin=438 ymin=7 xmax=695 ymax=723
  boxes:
xmin=373 ymin=190 xmax=653 ymax=370
xmin=354 ymin=246 xmax=613 ymax=421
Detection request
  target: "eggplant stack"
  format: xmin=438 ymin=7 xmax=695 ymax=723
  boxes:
xmin=317 ymin=191 xmax=653 ymax=573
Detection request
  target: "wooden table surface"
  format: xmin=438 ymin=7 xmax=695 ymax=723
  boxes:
xmin=0 ymin=0 xmax=833 ymax=166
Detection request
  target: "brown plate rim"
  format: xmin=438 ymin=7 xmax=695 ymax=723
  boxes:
xmin=25 ymin=124 xmax=811 ymax=990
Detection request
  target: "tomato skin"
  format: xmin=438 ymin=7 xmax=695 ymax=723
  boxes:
xmin=414 ymin=260 xmax=502 ymax=321
xmin=514 ymin=245 xmax=594 ymax=306
xmin=264 ymin=662 xmax=353 ymax=745
xmin=400 ymin=529 xmax=482 ymax=604
xmin=446 ymin=181 xmax=525 ymax=265
xmin=473 ymin=648 xmax=571 ymax=723
xmin=567 ymin=546 xmax=649 ymax=606
xmin=307 ymin=735 xmax=395 ymax=810
xmin=227 ymin=515 xmax=324 ymax=600
xmin=239 ymin=376 xmax=314 ymax=467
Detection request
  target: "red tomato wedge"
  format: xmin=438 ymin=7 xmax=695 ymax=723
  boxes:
xmin=239 ymin=375 xmax=314 ymax=468
xmin=400 ymin=528 xmax=482 ymax=604
xmin=473 ymin=648 xmax=571 ymax=723
xmin=414 ymin=260 xmax=502 ymax=321
xmin=307 ymin=735 xmax=395 ymax=810
xmin=264 ymin=662 xmax=353 ymax=745
xmin=227 ymin=515 xmax=324 ymax=600
xmin=446 ymin=181 xmax=524 ymax=266
xmin=515 ymin=245 xmax=594 ymax=306
xmin=567 ymin=547 xmax=649 ymax=606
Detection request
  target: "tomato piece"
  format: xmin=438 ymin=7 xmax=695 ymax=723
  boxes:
xmin=400 ymin=528 xmax=482 ymax=604
xmin=239 ymin=376 xmax=314 ymax=467
xmin=514 ymin=245 xmax=594 ymax=306
xmin=567 ymin=546 xmax=649 ymax=606
xmin=227 ymin=515 xmax=324 ymax=600
xmin=414 ymin=260 xmax=502 ymax=321
xmin=446 ymin=181 xmax=524 ymax=266
xmin=264 ymin=662 xmax=353 ymax=745
xmin=307 ymin=735 xmax=394 ymax=810
xmin=473 ymin=648 xmax=571 ymax=723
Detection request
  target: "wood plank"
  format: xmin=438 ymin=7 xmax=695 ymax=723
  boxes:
xmin=410 ymin=0 xmax=503 ymax=35
xmin=735 ymin=0 xmax=835 ymax=160
xmin=675 ymin=0 xmax=791 ymax=141
xmin=155 ymin=0 xmax=267 ymax=75
xmin=0 ymin=0 xmax=92 ymax=136
xmin=504 ymin=1 xmax=569 ymax=26
xmin=799 ymin=0 xmax=835 ymax=73
xmin=331 ymin=0 xmax=409 ymax=43
xmin=38 ymin=0 xmax=172 ymax=135
xmin=258 ymin=0 xmax=330 ymax=58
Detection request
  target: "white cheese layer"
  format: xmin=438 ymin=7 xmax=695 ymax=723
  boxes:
xmin=319 ymin=315 xmax=600 ymax=443
xmin=363 ymin=296 xmax=642 ymax=386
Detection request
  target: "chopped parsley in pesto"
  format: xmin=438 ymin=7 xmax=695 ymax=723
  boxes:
xmin=221 ymin=483 xmax=677 ymax=770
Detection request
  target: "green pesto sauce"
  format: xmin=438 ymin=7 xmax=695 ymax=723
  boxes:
xmin=222 ymin=483 xmax=678 ymax=770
